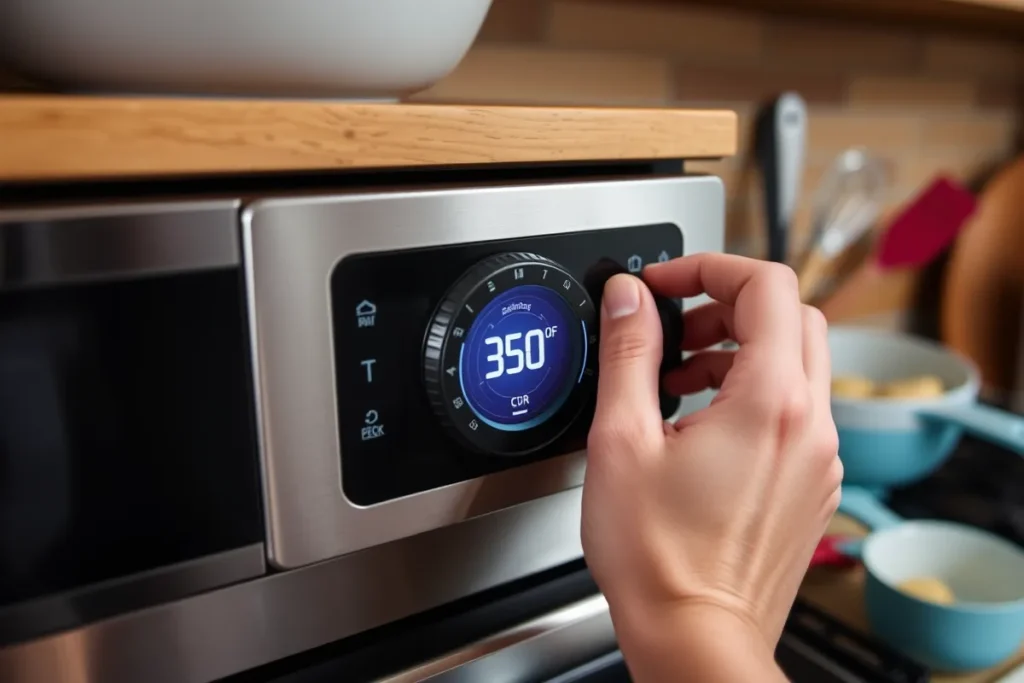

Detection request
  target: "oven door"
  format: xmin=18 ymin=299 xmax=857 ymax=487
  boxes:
xmin=0 ymin=201 xmax=265 ymax=647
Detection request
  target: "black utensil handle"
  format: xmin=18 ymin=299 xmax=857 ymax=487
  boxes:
xmin=756 ymin=93 xmax=806 ymax=264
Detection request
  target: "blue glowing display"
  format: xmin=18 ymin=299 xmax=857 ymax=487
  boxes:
xmin=459 ymin=285 xmax=582 ymax=431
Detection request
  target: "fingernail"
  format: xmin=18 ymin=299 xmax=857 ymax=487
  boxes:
xmin=603 ymin=274 xmax=640 ymax=319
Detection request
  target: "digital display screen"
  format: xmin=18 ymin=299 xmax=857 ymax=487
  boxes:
xmin=460 ymin=285 xmax=584 ymax=432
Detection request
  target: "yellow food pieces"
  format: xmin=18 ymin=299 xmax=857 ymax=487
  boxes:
xmin=831 ymin=376 xmax=876 ymax=399
xmin=831 ymin=374 xmax=945 ymax=400
xmin=897 ymin=576 xmax=956 ymax=605
xmin=877 ymin=375 xmax=945 ymax=399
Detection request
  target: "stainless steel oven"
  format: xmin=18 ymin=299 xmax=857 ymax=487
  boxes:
xmin=0 ymin=173 xmax=726 ymax=682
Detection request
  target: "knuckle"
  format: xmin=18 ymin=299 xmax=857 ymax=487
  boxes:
xmin=802 ymin=304 xmax=828 ymax=336
xmin=600 ymin=330 xmax=654 ymax=367
xmin=762 ymin=261 xmax=799 ymax=292
xmin=826 ymin=455 xmax=845 ymax=492
xmin=816 ymin=422 xmax=840 ymax=459
xmin=777 ymin=387 xmax=812 ymax=427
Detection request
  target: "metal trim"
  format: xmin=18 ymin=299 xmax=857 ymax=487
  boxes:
xmin=243 ymin=175 xmax=726 ymax=568
xmin=0 ymin=543 xmax=266 ymax=647
xmin=0 ymin=200 xmax=240 ymax=288
xmin=379 ymin=594 xmax=615 ymax=683
xmin=0 ymin=489 xmax=587 ymax=683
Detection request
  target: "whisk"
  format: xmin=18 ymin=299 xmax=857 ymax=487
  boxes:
xmin=797 ymin=148 xmax=888 ymax=302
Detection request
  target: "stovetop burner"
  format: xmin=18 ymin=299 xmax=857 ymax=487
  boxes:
xmin=888 ymin=435 xmax=1024 ymax=547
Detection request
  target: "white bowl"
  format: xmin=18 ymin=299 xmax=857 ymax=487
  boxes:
xmin=828 ymin=325 xmax=980 ymax=431
xmin=0 ymin=0 xmax=493 ymax=98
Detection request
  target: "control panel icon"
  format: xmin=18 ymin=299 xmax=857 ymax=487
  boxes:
xmin=626 ymin=255 xmax=643 ymax=273
xmin=361 ymin=409 xmax=385 ymax=441
xmin=658 ymin=250 xmax=670 ymax=263
xmin=355 ymin=300 xmax=377 ymax=328
xmin=361 ymin=358 xmax=376 ymax=383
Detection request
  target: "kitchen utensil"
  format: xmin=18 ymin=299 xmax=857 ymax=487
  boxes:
xmin=829 ymin=326 xmax=1024 ymax=490
xmin=837 ymin=486 xmax=1024 ymax=672
xmin=819 ymin=176 xmax=977 ymax=321
xmin=810 ymin=533 xmax=860 ymax=569
xmin=0 ymin=0 xmax=493 ymax=97
xmin=943 ymin=156 xmax=1024 ymax=405
xmin=797 ymin=148 xmax=888 ymax=302
xmin=755 ymin=92 xmax=807 ymax=263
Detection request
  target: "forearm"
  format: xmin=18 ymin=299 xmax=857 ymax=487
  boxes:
xmin=612 ymin=601 xmax=789 ymax=683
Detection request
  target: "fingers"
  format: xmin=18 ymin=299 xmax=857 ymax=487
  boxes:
xmin=644 ymin=254 xmax=804 ymax=389
xmin=680 ymin=301 xmax=734 ymax=350
xmin=663 ymin=351 xmax=735 ymax=395
xmin=589 ymin=274 xmax=666 ymax=452
xmin=800 ymin=305 xmax=831 ymax=405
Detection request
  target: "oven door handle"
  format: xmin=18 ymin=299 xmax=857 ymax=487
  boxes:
xmin=378 ymin=594 xmax=616 ymax=683
xmin=0 ymin=201 xmax=239 ymax=290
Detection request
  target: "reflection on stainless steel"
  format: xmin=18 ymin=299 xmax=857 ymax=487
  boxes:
xmin=243 ymin=176 xmax=726 ymax=568
xmin=0 ymin=543 xmax=265 ymax=646
xmin=380 ymin=594 xmax=614 ymax=683
xmin=0 ymin=201 xmax=240 ymax=289
xmin=778 ymin=634 xmax=862 ymax=683
xmin=0 ymin=489 xmax=585 ymax=683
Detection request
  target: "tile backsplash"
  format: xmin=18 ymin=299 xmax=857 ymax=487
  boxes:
xmin=412 ymin=0 xmax=1022 ymax=265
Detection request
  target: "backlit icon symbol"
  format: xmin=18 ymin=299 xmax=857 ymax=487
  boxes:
xmin=355 ymin=300 xmax=377 ymax=328
xmin=361 ymin=410 xmax=384 ymax=441
xmin=658 ymin=250 xmax=670 ymax=263
xmin=361 ymin=358 xmax=376 ymax=383
xmin=626 ymin=255 xmax=643 ymax=273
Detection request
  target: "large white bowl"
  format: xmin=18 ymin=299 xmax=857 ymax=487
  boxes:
xmin=0 ymin=0 xmax=492 ymax=98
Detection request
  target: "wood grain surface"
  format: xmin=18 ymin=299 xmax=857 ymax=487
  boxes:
xmin=0 ymin=97 xmax=737 ymax=182
xmin=800 ymin=514 xmax=1024 ymax=682
xmin=661 ymin=0 xmax=1024 ymax=38
xmin=942 ymin=156 xmax=1024 ymax=401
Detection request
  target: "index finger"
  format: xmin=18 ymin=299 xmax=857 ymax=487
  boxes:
xmin=643 ymin=252 xmax=802 ymax=357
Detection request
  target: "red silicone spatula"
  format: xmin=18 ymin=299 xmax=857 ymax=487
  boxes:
xmin=819 ymin=175 xmax=978 ymax=320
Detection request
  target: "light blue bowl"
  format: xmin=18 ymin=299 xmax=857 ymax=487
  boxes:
xmin=829 ymin=326 xmax=1024 ymax=489
xmin=841 ymin=487 xmax=1024 ymax=672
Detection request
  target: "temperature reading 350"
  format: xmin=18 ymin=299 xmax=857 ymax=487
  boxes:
xmin=484 ymin=326 xmax=559 ymax=379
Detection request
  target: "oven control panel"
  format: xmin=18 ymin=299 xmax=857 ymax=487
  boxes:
xmin=331 ymin=224 xmax=683 ymax=505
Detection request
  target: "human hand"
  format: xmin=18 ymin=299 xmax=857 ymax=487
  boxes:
xmin=582 ymin=254 xmax=840 ymax=670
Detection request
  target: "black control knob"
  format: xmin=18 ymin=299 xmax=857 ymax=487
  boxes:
xmin=422 ymin=252 xmax=599 ymax=456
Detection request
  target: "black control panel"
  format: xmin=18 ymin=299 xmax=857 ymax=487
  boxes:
xmin=330 ymin=224 xmax=683 ymax=505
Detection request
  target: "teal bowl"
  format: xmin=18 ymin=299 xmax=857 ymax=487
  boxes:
xmin=863 ymin=520 xmax=1024 ymax=671
xmin=841 ymin=487 xmax=1024 ymax=672
xmin=829 ymin=326 xmax=1024 ymax=490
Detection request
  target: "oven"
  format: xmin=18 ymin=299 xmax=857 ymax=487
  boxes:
xmin=0 ymin=173 xmax=727 ymax=682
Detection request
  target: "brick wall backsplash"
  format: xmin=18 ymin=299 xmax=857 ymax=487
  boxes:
xmin=413 ymin=0 xmax=1023 ymax=262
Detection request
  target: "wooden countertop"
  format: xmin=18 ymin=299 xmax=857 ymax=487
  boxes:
xmin=800 ymin=514 xmax=1024 ymax=682
xmin=0 ymin=96 xmax=737 ymax=183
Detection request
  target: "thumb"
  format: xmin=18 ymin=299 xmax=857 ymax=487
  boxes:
xmin=591 ymin=274 xmax=665 ymax=447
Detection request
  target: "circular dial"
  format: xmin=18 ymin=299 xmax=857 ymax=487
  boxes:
xmin=423 ymin=252 xmax=598 ymax=456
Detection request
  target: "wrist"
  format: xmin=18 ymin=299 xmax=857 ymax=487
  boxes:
xmin=610 ymin=598 xmax=786 ymax=683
